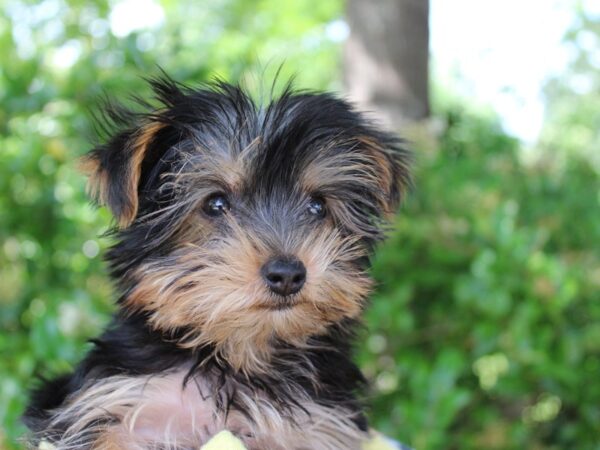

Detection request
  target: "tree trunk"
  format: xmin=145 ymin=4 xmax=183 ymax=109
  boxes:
xmin=344 ymin=0 xmax=430 ymax=130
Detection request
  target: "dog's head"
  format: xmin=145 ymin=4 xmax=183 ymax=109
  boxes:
xmin=82 ymin=76 xmax=410 ymax=372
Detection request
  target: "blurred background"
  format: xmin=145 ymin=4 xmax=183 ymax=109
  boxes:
xmin=1 ymin=0 xmax=599 ymax=448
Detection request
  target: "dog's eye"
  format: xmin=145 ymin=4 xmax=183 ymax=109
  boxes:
xmin=307 ymin=197 xmax=326 ymax=218
xmin=203 ymin=194 xmax=230 ymax=216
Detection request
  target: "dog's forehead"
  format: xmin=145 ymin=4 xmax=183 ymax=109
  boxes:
xmin=183 ymin=95 xmax=373 ymax=195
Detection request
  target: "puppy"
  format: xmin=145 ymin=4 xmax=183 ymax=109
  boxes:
xmin=24 ymin=75 xmax=410 ymax=450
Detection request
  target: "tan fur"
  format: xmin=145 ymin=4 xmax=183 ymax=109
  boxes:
xmin=357 ymin=135 xmax=410 ymax=216
xmin=43 ymin=370 xmax=368 ymax=450
xmin=91 ymin=430 xmax=136 ymax=450
xmin=77 ymin=155 xmax=110 ymax=215
xmin=122 ymin=122 xmax=166 ymax=227
xmin=78 ymin=121 xmax=166 ymax=228
xmin=125 ymin=217 xmax=370 ymax=374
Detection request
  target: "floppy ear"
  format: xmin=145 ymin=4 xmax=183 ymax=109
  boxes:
xmin=358 ymin=134 xmax=412 ymax=218
xmin=79 ymin=120 xmax=167 ymax=228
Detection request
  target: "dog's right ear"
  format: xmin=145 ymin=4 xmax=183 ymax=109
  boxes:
xmin=79 ymin=120 xmax=168 ymax=229
xmin=79 ymin=74 xmax=190 ymax=228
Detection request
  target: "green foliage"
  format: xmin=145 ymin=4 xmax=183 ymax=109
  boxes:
xmin=360 ymin=101 xmax=600 ymax=448
xmin=540 ymin=6 xmax=600 ymax=172
xmin=1 ymin=1 xmax=599 ymax=449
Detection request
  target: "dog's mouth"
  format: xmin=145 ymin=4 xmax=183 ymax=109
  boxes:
xmin=270 ymin=300 xmax=297 ymax=311
xmin=256 ymin=295 xmax=302 ymax=311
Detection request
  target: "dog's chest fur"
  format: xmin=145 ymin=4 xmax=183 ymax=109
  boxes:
xmin=43 ymin=369 xmax=366 ymax=450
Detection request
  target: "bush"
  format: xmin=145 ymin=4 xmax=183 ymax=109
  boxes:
xmin=360 ymin=103 xmax=600 ymax=449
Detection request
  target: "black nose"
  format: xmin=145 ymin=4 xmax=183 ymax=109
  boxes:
xmin=261 ymin=257 xmax=306 ymax=297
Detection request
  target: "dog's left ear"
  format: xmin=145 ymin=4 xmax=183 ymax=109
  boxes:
xmin=79 ymin=120 xmax=167 ymax=228
xmin=359 ymin=135 xmax=411 ymax=218
xmin=383 ymin=145 xmax=411 ymax=217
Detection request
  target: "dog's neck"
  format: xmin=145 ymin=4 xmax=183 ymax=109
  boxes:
xmin=81 ymin=311 xmax=366 ymax=419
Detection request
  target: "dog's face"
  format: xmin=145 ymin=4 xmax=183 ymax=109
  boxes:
xmin=82 ymin=78 xmax=410 ymax=372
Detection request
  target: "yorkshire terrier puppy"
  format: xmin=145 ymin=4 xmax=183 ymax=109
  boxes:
xmin=24 ymin=75 xmax=410 ymax=450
